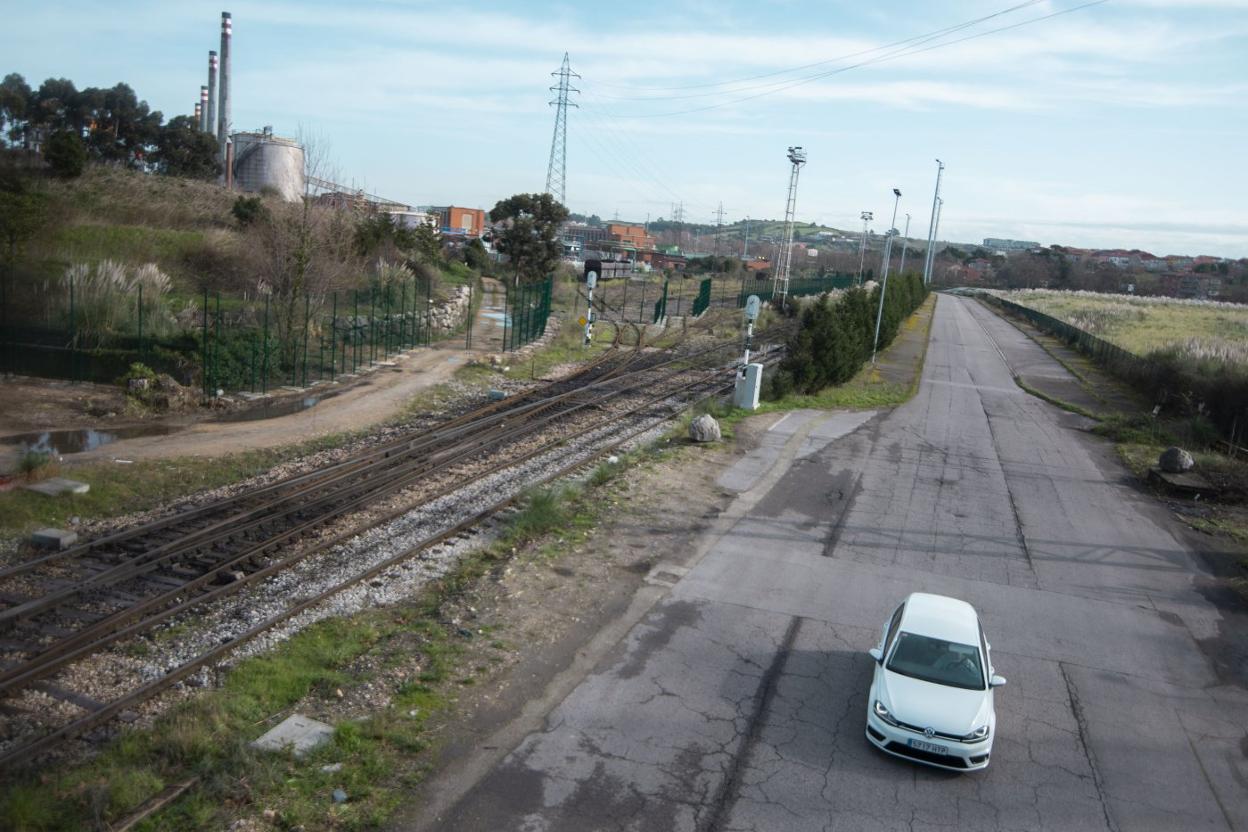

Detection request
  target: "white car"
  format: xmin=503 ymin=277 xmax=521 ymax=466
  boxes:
xmin=864 ymin=592 xmax=1005 ymax=772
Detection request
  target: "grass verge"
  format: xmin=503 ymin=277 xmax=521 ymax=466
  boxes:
xmin=0 ymin=433 xmax=349 ymax=542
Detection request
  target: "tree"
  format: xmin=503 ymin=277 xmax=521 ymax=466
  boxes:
xmin=0 ymin=73 xmax=32 ymax=146
xmin=488 ymin=192 xmax=568 ymax=284
xmin=152 ymin=115 xmax=220 ymax=179
xmin=0 ymin=173 xmax=49 ymax=270
xmin=411 ymin=219 xmax=442 ymax=263
xmin=44 ymin=129 xmax=86 ymax=177
xmin=463 ymin=237 xmax=491 ymax=272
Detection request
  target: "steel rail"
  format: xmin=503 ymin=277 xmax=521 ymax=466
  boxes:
xmin=0 ymin=343 xmax=770 ymax=693
xmin=0 ymin=348 xmax=783 ymax=769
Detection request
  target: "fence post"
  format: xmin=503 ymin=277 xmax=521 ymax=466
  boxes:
xmin=352 ymin=289 xmax=359 ymax=374
xmin=499 ymin=281 xmax=509 ymax=354
xmin=250 ymin=330 xmax=257 ymax=393
xmin=262 ymin=293 xmax=270 ymax=395
xmin=329 ymin=292 xmax=337 ymax=379
xmin=201 ymin=286 xmax=209 ymax=399
xmin=214 ymin=291 xmax=222 ymax=395
xmin=302 ymin=291 xmax=310 ymax=387
xmin=137 ymin=282 xmax=143 ymax=364
xmin=639 ymin=276 xmax=647 ymax=322
xmin=425 ymin=277 xmax=433 ymax=346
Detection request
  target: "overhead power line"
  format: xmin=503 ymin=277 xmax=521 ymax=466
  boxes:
xmin=598 ymin=0 xmax=1109 ymax=119
xmin=591 ymin=0 xmax=1047 ymax=97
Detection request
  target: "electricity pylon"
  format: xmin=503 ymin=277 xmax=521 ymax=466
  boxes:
xmin=545 ymin=53 xmax=580 ymax=207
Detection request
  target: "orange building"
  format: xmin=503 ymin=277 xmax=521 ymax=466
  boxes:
xmin=437 ymin=206 xmax=487 ymax=237
xmin=606 ymin=223 xmax=656 ymax=252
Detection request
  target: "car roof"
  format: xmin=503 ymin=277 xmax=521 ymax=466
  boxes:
xmin=899 ymin=593 xmax=981 ymax=645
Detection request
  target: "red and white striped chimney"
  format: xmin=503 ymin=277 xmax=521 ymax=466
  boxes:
xmin=198 ymin=86 xmax=209 ymax=132
xmin=206 ymin=51 xmax=218 ymax=136
xmin=217 ymin=12 xmax=232 ymax=167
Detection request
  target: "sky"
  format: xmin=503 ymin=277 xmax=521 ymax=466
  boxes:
xmin=4 ymin=0 xmax=1247 ymax=257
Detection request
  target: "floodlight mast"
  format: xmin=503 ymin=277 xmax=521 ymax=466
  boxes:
xmin=857 ymin=211 xmax=874 ymax=285
xmin=775 ymin=146 xmax=807 ymax=310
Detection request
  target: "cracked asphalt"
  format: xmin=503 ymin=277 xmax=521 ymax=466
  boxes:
xmin=427 ymin=295 xmax=1248 ymax=831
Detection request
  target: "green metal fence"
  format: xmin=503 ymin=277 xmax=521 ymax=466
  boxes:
xmin=1 ymin=272 xmax=435 ymax=396
xmin=980 ymin=294 xmax=1149 ymax=378
xmin=502 ymin=278 xmax=553 ymax=351
xmin=652 ymin=280 xmax=669 ymax=324
xmin=691 ymin=278 xmax=712 ymax=318
xmin=738 ymin=273 xmax=856 ymax=307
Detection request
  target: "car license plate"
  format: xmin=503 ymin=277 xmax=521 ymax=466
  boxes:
xmin=909 ymin=739 xmax=948 ymax=755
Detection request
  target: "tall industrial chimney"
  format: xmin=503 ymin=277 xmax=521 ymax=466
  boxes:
xmin=198 ymin=86 xmax=209 ymax=132
xmin=206 ymin=51 xmax=218 ymax=136
xmin=217 ymin=12 xmax=232 ymax=168
xmin=195 ymin=101 xmax=203 ymax=128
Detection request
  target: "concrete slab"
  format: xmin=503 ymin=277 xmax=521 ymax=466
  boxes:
xmin=250 ymin=713 xmax=334 ymax=757
xmin=1148 ymin=467 xmax=1217 ymax=496
xmin=23 ymin=477 xmax=90 ymax=497
xmin=30 ymin=528 xmax=78 ymax=550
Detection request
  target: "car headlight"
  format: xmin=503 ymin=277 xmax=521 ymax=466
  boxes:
xmin=873 ymin=700 xmax=898 ymax=726
xmin=962 ymin=725 xmax=990 ymax=743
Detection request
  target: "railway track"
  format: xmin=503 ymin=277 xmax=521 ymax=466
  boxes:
xmin=0 ymin=329 xmax=786 ymax=769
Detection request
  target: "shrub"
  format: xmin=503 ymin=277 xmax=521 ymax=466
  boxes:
xmin=771 ymin=274 xmax=927 ymax=397
xmin=19 ymin=449 xmax=57 ymax=481
xmin=231 ymin=195 xmax=267 ymax=227
xmin=44 ymin=129 xmax=87 ymax=178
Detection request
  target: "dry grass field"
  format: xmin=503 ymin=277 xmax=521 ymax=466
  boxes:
xmin=1004 ymin=289 xmax=1248 ymax=364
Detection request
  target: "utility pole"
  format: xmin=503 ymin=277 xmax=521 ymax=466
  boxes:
xmin=545 ymin=53 xmax=580 ymax=206
xmin=857 ymin=211 xmax=874 ymax=285
xmin=714 ymin=202 xmax=725 ymax=257
xmin=871 ymin=189 xmax=902 ymax=365
xmin=743 ymin=216 xmax=750 ymax=259
xmin=898 ymin=213 xmax=912 ymax=274
xmin=775 ymin=146 xmax=807 ymax=309
xmin=931 ymin=197 xmax=945 ymax=286
xmin=922 ymin=159 xmax=945 ymax=285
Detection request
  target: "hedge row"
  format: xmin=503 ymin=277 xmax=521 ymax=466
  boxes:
xmin=770 ymin=274 xmax=928 ymax=397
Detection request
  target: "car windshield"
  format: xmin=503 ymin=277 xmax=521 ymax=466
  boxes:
xmin=887 ymin=631 xmax=985 ymax=690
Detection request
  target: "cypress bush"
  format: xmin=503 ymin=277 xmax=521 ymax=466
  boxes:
xmin=771 ymin=274 xmax=927 ymax=397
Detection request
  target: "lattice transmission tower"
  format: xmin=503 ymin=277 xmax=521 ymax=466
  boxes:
xmin=545 ymin=53 xmax=580 ymax=206
xmin=774 ymin=146 xmax=807 ymax=309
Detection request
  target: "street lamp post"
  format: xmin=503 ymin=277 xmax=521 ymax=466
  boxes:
xmin=871 ymin=226 xmax=899 ymax=365
xmin=898 ymin=213 xmax=912 ymax=274
xmin=857 ymin=210 xmax=874 ymax=285
xmin=880 ymin=188 xmax=901 ymax=279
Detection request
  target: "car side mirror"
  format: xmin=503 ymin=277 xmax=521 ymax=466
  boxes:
xmin=868 ymin=648 xmax=883 ymax=664
xmin=989 ymin=675 xmax=1007 ymax=687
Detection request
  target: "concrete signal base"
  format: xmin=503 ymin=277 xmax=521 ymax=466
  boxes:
xmin=733 ymin=363 xmax=762 ymax=410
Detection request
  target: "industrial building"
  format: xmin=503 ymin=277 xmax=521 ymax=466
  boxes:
xmin=435 ymin=206 xmax=487 ymax=237
xmin=231 ymin=127 xmax=305 ymax=201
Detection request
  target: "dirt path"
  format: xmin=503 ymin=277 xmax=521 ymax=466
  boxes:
xmin=56 ymin=281 xmax=512 ymax=465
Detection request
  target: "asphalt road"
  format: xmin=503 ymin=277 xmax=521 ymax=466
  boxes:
xmin=429 ymin=294 xmax=1248 ymax=831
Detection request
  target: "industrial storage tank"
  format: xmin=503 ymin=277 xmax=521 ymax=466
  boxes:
xmin=231 ymin=127 xmax=304 ymax=201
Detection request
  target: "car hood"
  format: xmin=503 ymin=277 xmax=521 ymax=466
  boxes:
xmin=879 ymin=670 xmax=990 ymax=735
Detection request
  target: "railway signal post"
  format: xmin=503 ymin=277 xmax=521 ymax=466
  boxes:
xmin=734 ymin=294 xmax=763 ymax=410
xmin=583 ymin=259 xmax=599 ymax=347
